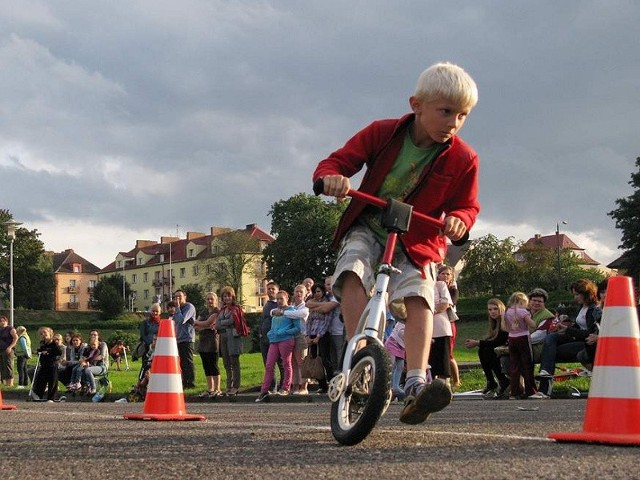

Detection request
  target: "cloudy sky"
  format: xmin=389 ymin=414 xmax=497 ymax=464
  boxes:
xmin=1 ymin=1 xmax=637 ymax=270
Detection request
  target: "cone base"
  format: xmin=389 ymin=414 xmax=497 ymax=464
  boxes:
xmin=1 ymin=405 xmax=17 ymax=410
xmin=123 ymin=412 xmax=206 ymax=421
xmin=549 ymin=431 xmax=640 ymax=446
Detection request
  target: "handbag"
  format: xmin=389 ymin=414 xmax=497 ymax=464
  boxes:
xmin=300 ymin=354 xmax=325 ymax=380
xmin=446 ymin=307 xmax=459 ymax=322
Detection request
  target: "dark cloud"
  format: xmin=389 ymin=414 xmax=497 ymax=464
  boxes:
xmin=1 ymin=1 xmax=637 ymax=267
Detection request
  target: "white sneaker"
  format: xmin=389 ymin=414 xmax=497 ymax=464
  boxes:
xmin=528 ymin=392 xmax=550 ymax=399
xmin=16 ymin=385 xmax=26 ymax=389
xmin=30 ymin=391 xmax=40 ymax=401
xmin=538 ymin=370 xmax=553 ymax=378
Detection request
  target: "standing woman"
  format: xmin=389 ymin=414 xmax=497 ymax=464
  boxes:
xmin=32 ymin=327 xmax=63 ymax=401
xmin=0 ymin=315 xmax=18 ymax=387
xmin=437 ymin=265 xmax=461 ymax=388
xmin=195 ymin=292 xmax=222 ymax=397
xmin=14 ymin=326 xmax=32 ymax=389
xmin=464 ymin=298 xmax=509 ymax=398
xmin=286 ymin=284 xmax=310 ymax=394
xmin=216 ymin=286 xmax=246 ymax=395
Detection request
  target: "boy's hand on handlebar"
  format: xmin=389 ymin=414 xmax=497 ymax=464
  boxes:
xmin=442 ymin=216 xmax=467 ymax=241
xmin=321 ymin=175 xmax=351 ymax=201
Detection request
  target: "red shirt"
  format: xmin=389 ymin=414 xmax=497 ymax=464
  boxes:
xmin=313 ymin=114 xmax=480 ymax=266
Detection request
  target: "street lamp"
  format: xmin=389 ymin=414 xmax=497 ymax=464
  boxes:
xmin=556 ymin=220 xmax=568 ymax=290
xmin=3 ymin=220 xmax=22 ymax=328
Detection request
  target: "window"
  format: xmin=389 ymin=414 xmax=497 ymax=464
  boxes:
xmin=258 ymin=297 xmax=265 ymax=307
xmin=70 ymin=295 xmax=77 ymax=303
xmin=192 ymin=265 xmax=199 ymax=276
xmin=73 ymin=263 xmax=82 ymax=273
xmin=69 ymin=280 xmax=76 ymax=288
xmin=189 ymin=248 xmax=195 ymax=258
xmin=155 ymin=271 xmax=161 ymax=281
xmin=137 ymin=257 xmax=143 ymax=265
xmin=206 ymin=264 xmax=212 ymax=274
xmin=88 ymin=280 xmax=96 ymax=288
xmin=143 ymin=272 xmax=148 ymax=282
xmin=132 ymin=274 xmax=137 ymax=284
xmin=144 ymin=290 xmax=149 ymax=299
xmin=180 ymin=267 xmax=186 ymax=278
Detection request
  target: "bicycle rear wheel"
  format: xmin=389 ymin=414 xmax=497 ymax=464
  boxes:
xmin=330 ymin=343 xmax=391 ymax=445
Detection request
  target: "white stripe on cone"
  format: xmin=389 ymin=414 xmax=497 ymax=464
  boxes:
xmin=146 ymin=373 xmax=184 ymax=393
xmin=154 ymin=336 xmax=179 ymax=357
xmin=590 ymin=366 xmax=640 ymax=399
xmin=600 ymin=306 xmax=640 ymax=338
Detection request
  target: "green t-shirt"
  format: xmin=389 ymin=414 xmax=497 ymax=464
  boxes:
xmin=360 ymin=129 xmax=445 ymax=246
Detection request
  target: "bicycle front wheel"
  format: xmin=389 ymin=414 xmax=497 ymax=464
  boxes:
xmin=330 ymin=343 xmax=391 ymax=445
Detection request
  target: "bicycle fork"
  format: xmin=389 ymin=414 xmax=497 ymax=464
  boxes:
xmin=327 ymin=267 xmax=394 ymax=402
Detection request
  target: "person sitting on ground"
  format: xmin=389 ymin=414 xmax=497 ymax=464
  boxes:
xmin=59 ymin=334 xmax=86 ymax=387
xmin=527 ymin=288 xmax=557 ymax=363
xmin=256 ymin=290 xmax=302 ymax=401
xmin=538 ymin=279 xmax=602 ymax=397
xmin=32 ymin=327 xmax=64 ymax=401
xmin=67 ymin=331 xmax=108 ymax=395
xmin=464 ymin=298 xmax=509 ymax=398
xmin=110 ymin=340 xmax=129 ymax=371
xmin=576 ymin=278 xmax=608 ymax=371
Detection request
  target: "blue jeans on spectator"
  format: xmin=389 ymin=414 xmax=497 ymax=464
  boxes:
xmin=538 ymin=332 xmax=585 ymax=395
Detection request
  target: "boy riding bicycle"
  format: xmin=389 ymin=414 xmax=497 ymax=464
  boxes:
xmin=313 ymin=62 xmax=479 ymax=424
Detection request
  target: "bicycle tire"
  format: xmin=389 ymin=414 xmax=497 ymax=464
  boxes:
xmin=330 ymin=343 xmax=391 ymax=445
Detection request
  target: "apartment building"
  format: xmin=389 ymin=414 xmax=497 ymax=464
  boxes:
xmin=52 ymin=249 xmax=101 ymax=311
xmin=98 ymin=224 xmax=274 ymax=312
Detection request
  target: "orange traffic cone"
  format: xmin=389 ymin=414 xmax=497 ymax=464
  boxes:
xmin=0 ymin=388 xmax=17 ymax=410
xmin=549 ymin=275 xmax=640 ymax=445
xmin=124 ymin=319 xmax=205 ymax=421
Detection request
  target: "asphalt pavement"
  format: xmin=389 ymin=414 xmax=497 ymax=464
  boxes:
xmin=0 ymin=393 xmax=637 ymax=479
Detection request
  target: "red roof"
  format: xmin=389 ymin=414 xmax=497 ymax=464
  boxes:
xmin=521 ymin=234 xmax=599 ymax=266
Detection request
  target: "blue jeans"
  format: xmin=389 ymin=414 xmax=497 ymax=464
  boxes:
xmin=538 ymin=332 xmax=585 ymax=394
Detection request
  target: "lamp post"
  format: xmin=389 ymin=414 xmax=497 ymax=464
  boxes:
xmin=556 ymin=220 xmax=567 ymax=290
xmin=3 ymin=220 xmax=22 ymax=328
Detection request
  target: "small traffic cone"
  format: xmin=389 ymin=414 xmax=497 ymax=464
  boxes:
xmin=0 ymin=388 xmax=17 ymax=410
xmin=549 ymin=276 xmax=640 ymax=445
xmin=124 ymin=319 xmax=205 ymax=421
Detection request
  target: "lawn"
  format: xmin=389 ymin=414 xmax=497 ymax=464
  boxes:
xmin=17 ymin=317 xmax=589 ymax=397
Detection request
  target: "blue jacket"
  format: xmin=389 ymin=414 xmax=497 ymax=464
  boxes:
xmin=267 ymin=307 xmax=301 ymax=344
xmin=173 ymin=302 xmax=196 ymax=343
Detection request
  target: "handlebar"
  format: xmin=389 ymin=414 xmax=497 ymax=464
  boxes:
xmin=313 ymin=178 xmax=469 ymax=246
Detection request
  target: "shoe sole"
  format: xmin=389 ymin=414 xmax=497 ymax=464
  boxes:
xmin=400 ymin=379 xmax=452 ymax=425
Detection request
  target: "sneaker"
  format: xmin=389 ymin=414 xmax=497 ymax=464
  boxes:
xmin=528 ymin=391 xmax=550 ymax=399
xmin=16 ymin=385 xmax=26 ymax=390
xmin=30 ymin=391 xmax=41 ymax=401
xmin=538 ymin=369 xmax=553 ymax=378
xmin=276 ymin=390 xmax=289 ymax=396
xmin=67 ymin=382 xmax=81 ymax=391
xmin=400 ymin=379 xmax=452 ymax=425
xmin=198 ymin=391 xmax=213 ymax=398
xmin=292 ymin=389 xmax=309 ymax=395
xmin=255 ymin=392 xmax=269 ymax=402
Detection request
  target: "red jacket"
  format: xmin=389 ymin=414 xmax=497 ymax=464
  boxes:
xmin=313 ymin=114 xmax=480 ymax=267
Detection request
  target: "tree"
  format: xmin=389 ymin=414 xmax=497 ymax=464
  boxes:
xmin=180 ymin=283 xmax=205 ymax=312
xmin=199 ymin=230 xmax=262 ymax=303
xmin=262 ymin=193 xmax=346 ymax=292
xmin=608 ymin=156 xmax=640 ymax=282
xmin=460 ymin=233 xmax=606 ymax=296
xmin=0 ymin=209 xmax=54 ymax=310
xmin=459 ymin=234 xmax=521 ymax=295
xmin=93 ymin=273 xmax=130 ymax=318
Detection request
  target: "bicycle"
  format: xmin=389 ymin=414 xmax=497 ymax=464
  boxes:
xmin=313 ymin=179 xmax=468 ymax=445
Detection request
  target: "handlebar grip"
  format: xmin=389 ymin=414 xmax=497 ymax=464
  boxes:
xmin=451 ymin=231 xmax=470 ymax=247
xmin=312 ymin=178 xmax=324 ymax=196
